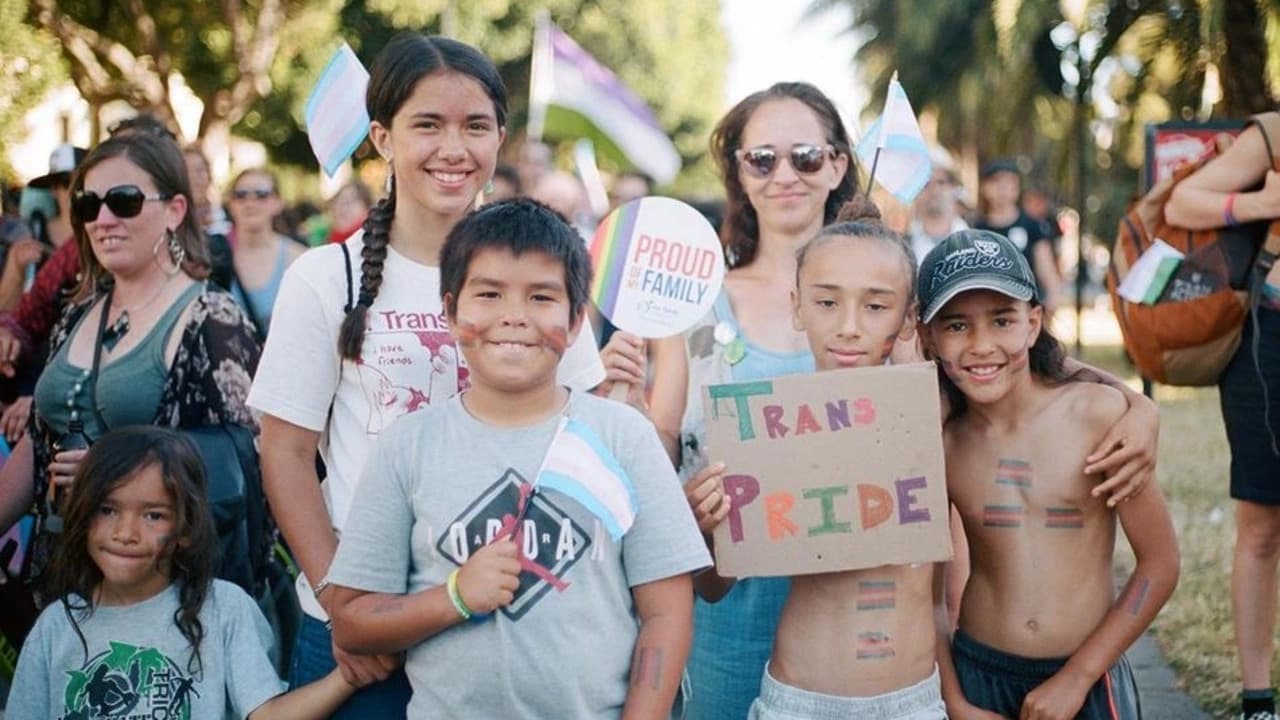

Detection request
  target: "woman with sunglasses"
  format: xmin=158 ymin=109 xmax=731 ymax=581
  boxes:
xmin=225 ymin=168 xmax=304 ymax=337
xmin=598 ymin=82 xmax=1163 ymax=720
xmin=594 ymin=81 xmax=857 ymax=720
xmin=0 ymin=131 xmax=259 ymax=584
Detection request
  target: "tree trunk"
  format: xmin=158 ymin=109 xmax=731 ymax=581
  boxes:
xmin=1220 ymin=0 xmax=1274 ymax=116
xmin=199 ymin=116 xmax=232 ymax=190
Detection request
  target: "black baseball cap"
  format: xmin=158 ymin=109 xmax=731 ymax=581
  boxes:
xmin=979 ymin=158 xmax=1019 ymax=179
xmin=917 ymin=229 xmax=1039 ymax=323
xmin=29 ymin=144 xmax=88 ymax=189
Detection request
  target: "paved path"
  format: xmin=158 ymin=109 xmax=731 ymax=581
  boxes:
xmin=1132 ymin=629 xmax=1212 ymax=719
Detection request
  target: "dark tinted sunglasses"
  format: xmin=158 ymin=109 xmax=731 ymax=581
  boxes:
xmin=735 ymin=143 xmax=836 ymax=179
xmin=72 ymin=185 xmax=173 ymax=224
xmin=232 ymin=188 xmax=274 ymax=200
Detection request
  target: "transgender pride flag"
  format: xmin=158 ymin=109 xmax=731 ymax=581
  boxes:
xmin=856 ymin=72 xmax=932 ymax=204
xmin=535 ymin=417 xmax=639 ymax=540
xmin=305 ymin=43 xmax=370 ymax=177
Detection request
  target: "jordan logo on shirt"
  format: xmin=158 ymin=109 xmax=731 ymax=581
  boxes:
xmin=437 ymin=470 xmax=593 ymax=620
xmin=58 ymin=640 xmax=197 ymax=720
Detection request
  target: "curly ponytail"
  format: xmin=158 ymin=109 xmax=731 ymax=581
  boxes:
xmin=337 ymin=178 xmax=396 ymax=361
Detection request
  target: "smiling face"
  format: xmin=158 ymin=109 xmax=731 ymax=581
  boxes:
xmin=793 ymin=237 xmax=914 ymax=370
xmin=370 ymin=70 xmax=506 ymax=223
xmin=79 ymin=156 xmax=187 ymax=280
xmin=446 ymin=247 xmax=582 ymax=397
xmin=738 ymin=98 xmax=848 ymax=238
xmin=923 ymin=289 xmax=1042 ymax=406
xmin=88 ymin=463 xmax=177 ymax=605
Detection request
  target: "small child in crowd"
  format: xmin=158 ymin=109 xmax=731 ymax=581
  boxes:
xmin=9 ymin=426 xmax=359 ymax=719
xmin=688 ymin=198 xmax=949 ymax=719
xmin=324 ymin=199 xmax=710 ymax=718
xmin=921 ymin=230 xmax=1180 ymax=719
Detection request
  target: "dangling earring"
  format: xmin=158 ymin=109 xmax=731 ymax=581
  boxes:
xmin=164 ymin=228 xmax=184 ymax=276
xmin=484 ymin=179 xmax=495 ymax=195
xmin=384 ymin=162 xmax=394 ymax=196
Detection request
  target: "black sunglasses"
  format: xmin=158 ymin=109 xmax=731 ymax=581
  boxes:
xmin=232 ymin=188 xmax=275 ymax=200
xmin=72 ymin=185 xmax=173 ymax=224
xmin=735 ymin=143 xmax=836 ymax=179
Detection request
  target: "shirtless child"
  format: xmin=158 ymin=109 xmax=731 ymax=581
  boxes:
xmin=690 ymin=200 xmax=949 ymax=720
xmin=918 ymin=230 xmax=1180 ymax=720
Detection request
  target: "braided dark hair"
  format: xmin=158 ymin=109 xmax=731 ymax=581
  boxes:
xmin=337 ymin=33 xmax=508 ymax=360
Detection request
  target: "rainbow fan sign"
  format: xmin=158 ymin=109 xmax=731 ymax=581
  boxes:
xmin=589 ymin=197 xmax=724 ymax=338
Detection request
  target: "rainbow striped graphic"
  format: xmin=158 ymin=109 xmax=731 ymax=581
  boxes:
xmin=856 ymin=631 xmax=895 ymax=660
xmin=982 ymin=504 xmax=1024 ymax=528
xmin=1045 ymin=507 xmax=1085 ymax=529
xmin=994 ymin=458 xmax=1032 ymax=488
xmin=856 ymin=580 xmax=896 ymax=611
xmin=589 ymin=200 xmax=643 ymax=318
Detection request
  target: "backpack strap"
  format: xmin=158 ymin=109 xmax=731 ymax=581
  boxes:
xmin=338 ymin=241 xmax=356 ymax=313
xmin=1245 ymin=112 xmax=1280 ymax=454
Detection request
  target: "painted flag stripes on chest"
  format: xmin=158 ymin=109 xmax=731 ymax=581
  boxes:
xmin=994 ymin=459 xmax=1032 ymax=488
xmin=982 ymin=504 xmax=1025 ymax=528
xmin=535 ymin=417 xmax=639 ymax=541
xmin=1045 ymin=507 xmax=1085 ymax=529
xmin=856 ymin=580 xmax=896 ymax=611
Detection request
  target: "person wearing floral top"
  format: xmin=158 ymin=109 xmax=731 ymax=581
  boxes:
xmin=0 ymin=131 xmax=260 ymax=594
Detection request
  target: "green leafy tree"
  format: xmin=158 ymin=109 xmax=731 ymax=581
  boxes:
xmin=234 ymin=0 xmax=728 ymax=192
xmin=28 ymin=0 xmax=343 ymax=163
xmin=1 ymin=0 xmax=65 ymax=179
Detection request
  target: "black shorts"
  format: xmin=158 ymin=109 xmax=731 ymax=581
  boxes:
xmin=951 ymin=630 xmax=1141 ymax=719
xmin=1220 ymin=305 xmax=1280 ymax=505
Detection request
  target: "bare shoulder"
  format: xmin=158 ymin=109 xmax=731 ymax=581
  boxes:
xmin=282 ymin=237 xmax=307 ymax=263
xmin=1056 ymin=381 xmax=1126 ymax=430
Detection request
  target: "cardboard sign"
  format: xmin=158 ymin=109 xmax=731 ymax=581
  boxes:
xmin=589 ymin=197 xmax=725 ymax=338
xmin=704 ymin=362 xmax=952 ymax=577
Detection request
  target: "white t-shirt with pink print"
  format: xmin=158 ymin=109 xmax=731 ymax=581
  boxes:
xmin=247 ymin=231 xmax=605 ymax=619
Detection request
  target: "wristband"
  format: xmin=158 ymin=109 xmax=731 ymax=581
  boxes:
xmin=1225 ymin=192 xmax=1240 ymax=226
xmin=446 ymin=569 xmax=473 ymax=621
xmin=311 ymin=578 xmax=330 ymax=600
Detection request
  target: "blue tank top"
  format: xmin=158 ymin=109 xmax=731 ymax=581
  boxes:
xmin=685 ymin=291 xmax=813 ymax=720
xmin=231 ymin=240 xmax=288 ymax=334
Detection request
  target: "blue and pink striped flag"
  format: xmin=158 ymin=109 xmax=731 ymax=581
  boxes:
xmin=856 ymin=72 xmax=932 ymax=204
xmin=305 ymin=43 xmax=370 ymax=177
xmin=535 ymin=417 xmax=639 ymax=540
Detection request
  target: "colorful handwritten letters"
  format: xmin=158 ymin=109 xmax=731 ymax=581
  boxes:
xmin=705 ymin=363 xmax=952 ymax=577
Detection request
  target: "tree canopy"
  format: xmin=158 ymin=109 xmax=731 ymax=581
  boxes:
xmin=24 ymin=0 xmax=728 ymax=192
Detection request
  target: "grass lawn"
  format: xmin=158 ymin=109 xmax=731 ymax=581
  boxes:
xmin=1081 ymin=344 xmax=1242 ymax=717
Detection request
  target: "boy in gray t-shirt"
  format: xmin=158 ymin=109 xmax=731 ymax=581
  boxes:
xmin=325 ymin=200 xmax=710 ymax=718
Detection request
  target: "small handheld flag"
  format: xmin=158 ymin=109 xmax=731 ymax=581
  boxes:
xmin=856 ymin=72 xmax=932 ymax=204
xmin=305 ymin=43 xmax=370 ymax=177
xmin=534 ymin=417 xmax=639 ymax=540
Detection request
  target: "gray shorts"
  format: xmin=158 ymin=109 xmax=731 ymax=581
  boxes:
xmin=748 ymin=663 xmax=948 ymax=720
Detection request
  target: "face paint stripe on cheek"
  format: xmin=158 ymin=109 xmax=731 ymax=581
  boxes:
xmin=455 ymin=321 xmax=481 ymax=348
xmin=542 ymin=325 xmax=569 ymax=356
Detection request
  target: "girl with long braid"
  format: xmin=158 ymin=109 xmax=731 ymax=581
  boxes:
xmin=246 ymin=34 xmax=604 ymax=717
